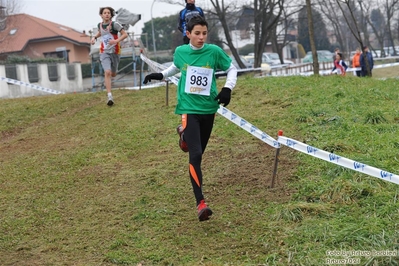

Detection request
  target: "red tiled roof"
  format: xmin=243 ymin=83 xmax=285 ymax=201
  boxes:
xmin=0 ymin=13 xmax=90 ymax=54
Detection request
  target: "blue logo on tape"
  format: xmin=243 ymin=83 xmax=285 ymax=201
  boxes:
xmin=329 ymin=153 xmax=340 ymax=162
xmin=307 ymin=146 xmax=318 ymax=155
xmin=380 ymin=171 xmax=393 ymax=180
xmin=261 ymin=133 xmax=267 ymax=139
xmin=286 ymin=139 xmax=297 ymax=147
xmin=353 ymin=162 xmax=365 ymax=171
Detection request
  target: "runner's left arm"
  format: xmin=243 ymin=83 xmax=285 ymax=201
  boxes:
xmin=223 ymin=63 xmax=237 ymax=90
xmin=161 ymin=63 xmax=180 ymax=78
xmin=143 ymin=64 xmax=180 ymax=84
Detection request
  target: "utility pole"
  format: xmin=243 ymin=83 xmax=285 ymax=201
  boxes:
xmin=151 ymin=0 xmax=157 ymax=58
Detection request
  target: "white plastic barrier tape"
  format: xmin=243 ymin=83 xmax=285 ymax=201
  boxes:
xmin=217 ymin=106 xmax=280 ymax=148
xmin=278 ymin=135 xmax=399 ymax=185
xmin=140 ymin=54 xmax=180 ymax=86
xmin=0 ymin=76 xmax=64 ymax=95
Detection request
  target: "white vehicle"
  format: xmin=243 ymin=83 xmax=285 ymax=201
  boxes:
xmin=229 ymin=55 xmax=253 ymax=69
xmin=243 ymin=55 xmax=271 ymax=74
xmin=262 ymin=52 xmax=294 ymax=65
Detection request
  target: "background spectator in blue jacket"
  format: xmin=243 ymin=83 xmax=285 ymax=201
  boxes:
xmin=178 ymin=0 xmax=205 ymax=44
xmin=360 ymin=46 xmax=374 ymax=77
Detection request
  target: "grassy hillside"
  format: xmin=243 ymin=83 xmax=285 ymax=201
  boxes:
xmin=1 ymin=69 xmax=399 ymax=265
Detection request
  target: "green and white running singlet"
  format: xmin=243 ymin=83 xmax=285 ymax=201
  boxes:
xmin=173 ymin=43 xmax=232 ymax=115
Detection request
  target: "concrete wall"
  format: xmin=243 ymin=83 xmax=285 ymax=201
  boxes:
xmin=0 ymin=63 xmax=84 ymax=99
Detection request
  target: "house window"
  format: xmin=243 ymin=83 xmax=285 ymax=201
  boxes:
xmin=28 ymin=64 xmax=39 ymax=83
xmin=47 ymin=64 xmax=59 ymax=81
xmin=5 ymin=64 xmax=17 ymax=81
xmin=66 ymin=64 xmax=76 ymax=80
xmin=43 ymin=50 xmax=69 ymax=62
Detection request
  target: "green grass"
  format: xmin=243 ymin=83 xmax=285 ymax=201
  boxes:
xmin=1 ymin=69 xmax=399 ymax=265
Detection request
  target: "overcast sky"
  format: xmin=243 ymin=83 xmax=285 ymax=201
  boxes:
xmin=21 ymin=0 xmax=186 ymax=36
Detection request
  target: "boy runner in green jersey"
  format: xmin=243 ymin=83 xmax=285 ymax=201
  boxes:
xmin=144 ymin=16 xmax=237 ymax=221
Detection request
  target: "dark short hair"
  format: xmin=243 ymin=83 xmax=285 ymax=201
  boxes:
xmin=337 ymin=52 xmax=343 ymax=58
xmin=362 ymin=46 xmax=368 ymax=50
xmin=99 ymin=7 xmax=115 ymax=18
xmin=186 ymin=16 xmax=208 ymax=32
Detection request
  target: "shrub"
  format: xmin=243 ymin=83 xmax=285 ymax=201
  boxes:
xmin=0 ymin=55 xmax=65 ymax=65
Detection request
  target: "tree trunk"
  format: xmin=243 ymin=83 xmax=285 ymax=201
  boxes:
xmin=306 ymin=0 xmax=319 ymax=75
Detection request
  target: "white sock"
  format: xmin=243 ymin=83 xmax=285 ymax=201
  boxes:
xmin=108 ymin=92 xmax=112 ymax=97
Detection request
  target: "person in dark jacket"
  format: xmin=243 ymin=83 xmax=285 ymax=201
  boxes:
xmin=360 ymin=46 xmax=374 ymax=77
xmin=178 ymin=0 xmax=205 ymax=44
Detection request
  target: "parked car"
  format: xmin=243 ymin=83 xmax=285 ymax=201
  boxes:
xmin=247 ymin=52 xmax=294 ymax=65
xmin=215 ymin=55 xmax=254 ymax=78
xmin=243 ymin=55 xmax=271 ymax=74
xmin=302 ymin=50 xmax=334 ymax=63
xmin=230 ymin=55 xmax=253 ymax=69
xmin=262 ymin=52 xmax=294 ymax=65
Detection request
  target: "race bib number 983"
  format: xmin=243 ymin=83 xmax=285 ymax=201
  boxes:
xmin=185 ymin=66 xmax=214 ymax=96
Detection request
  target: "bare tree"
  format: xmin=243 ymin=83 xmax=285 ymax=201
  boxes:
xmin=252 ymin=0 xmax=284 ymax=68
xmin=335 ymin=0 xmax=370 ymax=75
xmin=315 ymin=0 xmax=345 ymax=50
xmin=380 ymin=0 xmax=399 ymax=55
xmin=396 ymin=15 xmax=399 ymax=43
xmin=333 ymin=1 xmax=365 ymax=50
xmin=208 ymin=0 xmax=247 ymax=67
xmin=1 ymin=0 xmax=24 ymax=15
xmin=316 ymin=0 xmax=359 ymax=56
xmin=306 ymin=0 xmax=320 ymax=74
xmin=270 ymin=2 xmax=303 ymax=64
xmin=366 ymin=7 xmax=387 ymax=57
xmin=0 ymin=0 xmax=24 ymax=52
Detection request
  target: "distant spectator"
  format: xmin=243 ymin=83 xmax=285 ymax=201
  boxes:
xmin=360 ymin=46 xmax=374 ymax=77
xmin=331 ymin=52 xmax=348 ymax=76
xmin=352 ymin=47 xmax=361 ymax=77
xmin=178 ymin=0 xmax=205 ymax=44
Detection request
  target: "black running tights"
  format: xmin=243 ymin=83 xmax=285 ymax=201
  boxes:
xmin=181 ymin=113 xmax=215 ymax=206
